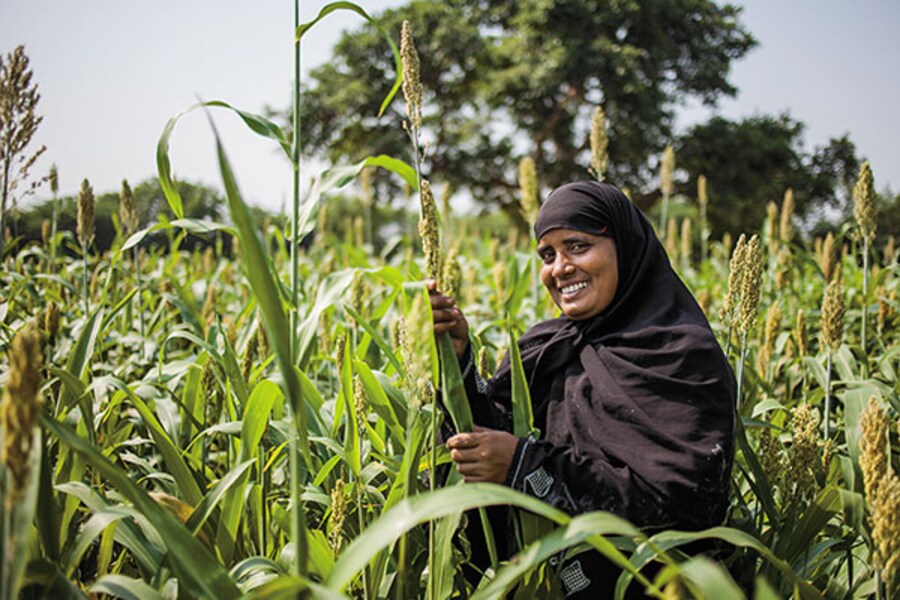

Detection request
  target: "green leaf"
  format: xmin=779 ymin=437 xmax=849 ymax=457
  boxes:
xmin=157 ymin=101 xmax=291 ymax=218
xmin=108 ymin=379 xmax=203 ymax=507
xmin=327 ymin=483 xmax=573 ymax=591
xmin=89 ymin=575 xmax=165 ymax=600
xmin=295 ymin=2 xmax=403 ymax=117
xmin=438 ymin=332 xmax=473 ymax=433
xmin=42 ymin=415 xmax=241 ymax=599
xmin=507 ymin=327 xmax=535 ymax=438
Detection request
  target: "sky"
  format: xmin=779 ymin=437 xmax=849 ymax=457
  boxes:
xmin=2 ymin=1 xmax=899 ymax=215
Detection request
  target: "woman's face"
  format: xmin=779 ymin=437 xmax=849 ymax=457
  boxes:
xmin=537 ymin=228 xmax=619 ymax=320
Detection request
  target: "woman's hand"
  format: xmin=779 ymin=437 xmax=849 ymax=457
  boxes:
xmin=446 ymin=426 xmax=518 ymax=483
xmin=427 ymin=279 xmax=469 ymax=358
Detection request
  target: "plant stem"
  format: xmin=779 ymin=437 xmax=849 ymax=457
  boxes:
xmin=82 ymin=238 xmax=89 ymax=316
xmin=134 ymin=247 xmax=145 ymax=360
xmin=289 ymin=0 xmax=302 ymax=364
xmin=861 ymin=237 xmax=869 ymax=376
xmin=736 ymin=333 xmax=747 ymax=411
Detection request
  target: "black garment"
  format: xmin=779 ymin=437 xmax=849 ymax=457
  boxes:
xmin=460 ymin=181 xmax=736 ymax=597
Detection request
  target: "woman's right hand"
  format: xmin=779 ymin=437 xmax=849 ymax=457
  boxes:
xmin=427 ymin=280 xmax=469 ymax=358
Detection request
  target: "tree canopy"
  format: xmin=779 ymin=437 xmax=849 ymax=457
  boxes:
xmin=290 ymin=0 xmax=756 ymax=214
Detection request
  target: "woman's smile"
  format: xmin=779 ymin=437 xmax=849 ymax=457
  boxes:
xmin=538 ymin=228 xmax=619 ymax=320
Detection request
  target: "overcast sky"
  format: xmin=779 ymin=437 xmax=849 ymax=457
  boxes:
xmin=3 ymin=1 xmax=898 ymax=214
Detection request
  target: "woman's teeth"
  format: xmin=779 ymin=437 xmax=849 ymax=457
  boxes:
xmin=560 ymin=281 xmax=588 ymax=294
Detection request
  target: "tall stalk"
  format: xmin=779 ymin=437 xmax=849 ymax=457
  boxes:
xmin=288 ymin=0 xmax=305 ymax=577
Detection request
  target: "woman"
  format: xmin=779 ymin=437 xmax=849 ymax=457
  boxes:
xmin=430 ymin=181 xmax=736 ymax=597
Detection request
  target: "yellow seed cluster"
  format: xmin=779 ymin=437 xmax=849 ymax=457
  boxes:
xmin=418 ymin=179 xmax=441 ymax=282
xmin=401 ymin=292 xmax=434 ymax=406
xmin=440 ymin=245 xmax=462 ymax=301
xmin=737 ymin=235 xmax=764 ymax=336
xmin=820 ymin=280 xmax=845 ymax=351
xmin=884 ymin=235 xmax=896 ymax=267
xmin=665 ymin=217 xmax=678 ymax=259
xmin=492 ymin=261 xmax=508 ymax=307
xmin=697 ymin=175 xmax=708 ymax=208
xmin=660 ymin=145 xmax=675 ymax=197
xmin=77 ymin=178 xmax=95 ymax=248
xmin=257 ymin=317 xmax=269 ymax=360
xmin=680 ymin=218 xmax=692 ymax=265
xmin=518 ymin=156 xmax=539 ymax=225
xmin=720 ymin=233 xmax=747 ymax=327
xmin=757 ymin=300 xmax=782 ymax=375
xmin=766 ymin=201 xmax=779 ymax=255
xmin=860 ymin=397 xmax=900 ymax=584
xmin=41 ymin=218 xmax=50 ymax=243
xmin=589 ymin=106 xmax=609 ymax=182
xmin=758 ymin=427 xmax=782 ymax=487
xmin=784 ymin=404 xmax=819 ymax=505
xmin=2 ymin=323 xmax=43 ymax=503
xmin=44 ymin=300 xmax=60 ymax=340
xmin=853 ymin=161 xmax=877 ymax=243
xmin=119 ymin=179 xmax=140 ymax=236
xmin=400 ymin=20 xmax=423 ymax=130
xmin=354 ymin=375 xmax=368 ymax=439
xmin=328 ymin=478 xmax=347 ymax=554
xmin=780 ymin=188 xmax=795 ymax=245
xmin=794 ymin=309 xmax=808 ymax=357
xmin=202 ymin=283 xmax=217 ymax=328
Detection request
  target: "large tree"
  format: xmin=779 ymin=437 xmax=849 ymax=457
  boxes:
xmin=677 ymin=114 xmax=860 ymax=237
xmin=289 ymin=0 xmax=755 ymax=214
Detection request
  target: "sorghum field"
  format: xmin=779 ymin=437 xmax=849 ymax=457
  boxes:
xmin=1 ymin=5 xmax=899 ymax=600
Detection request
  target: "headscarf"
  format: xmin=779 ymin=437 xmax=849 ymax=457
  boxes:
xmin=490 ymin=181 xmax=736 ymax=529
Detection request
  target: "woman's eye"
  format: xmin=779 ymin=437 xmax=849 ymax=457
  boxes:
xmin=570 ymin=243 xmax=588 ymax=253
xmin=539 ymin=252 xmax=554 ymax=264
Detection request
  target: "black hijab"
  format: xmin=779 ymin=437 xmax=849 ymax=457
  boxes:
xmin=490 ymin=181 xmax=736 ymax=528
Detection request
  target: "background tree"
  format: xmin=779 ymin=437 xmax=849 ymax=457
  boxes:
xmin=677 ymin=114 xmax=860 ymax=237
xmin=285 ymin=0 xmax=756 ymax=216
xmin=0 ymin=45 xmax=46 ymax=247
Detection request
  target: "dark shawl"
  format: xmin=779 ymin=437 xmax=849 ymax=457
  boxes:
xmin=468 ymin=181 xmax=735 ymax=530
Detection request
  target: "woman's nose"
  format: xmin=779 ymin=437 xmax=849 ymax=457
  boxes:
xmin=552 ymin=255 xmax=573 ymax=278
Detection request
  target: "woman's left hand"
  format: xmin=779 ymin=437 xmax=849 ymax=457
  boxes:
xmin=446 ymin=426 xmax=518 ymax=483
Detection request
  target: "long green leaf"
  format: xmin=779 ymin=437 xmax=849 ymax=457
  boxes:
xmin=295 ymin=2 xmax=402 ymax=117
xmin=42 ymin=415 xmax=240 ymax=599
xmin=89 ymin=575 xmax=164 ymax=600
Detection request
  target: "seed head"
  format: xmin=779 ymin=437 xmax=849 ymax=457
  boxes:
xmin=256 ymin=317 xmax=270 ymax=360
xmin=665 ymin=217 xmax=678 ymax=260
xmin=76 ymin=178 xmax=95 ymax=248
xmin=680 ymin=218 xmax=692 ymax=266
xmin=241 ymin=333 xmax=257 ymax=383
xmin=766 ymin=201 xmax=779 ymax=254
xmin=794 ymin=309 xmax=808 ymax=357
xmin=758 ymin=426 xmax=782 ymax=491
xmin=697 ymin=175 xmax=708 ymax=208
xmin=877 ymin=287 xmax=891 ymax=333
xmin=2 ymin=323 xmax=44 ymax=502
xmin=40 ymin=218 xmax=50 ymax=243
xmin=119 ymin=179 xmax=140 ymax=236
xmin=328 ymin=478 xmax=347 ymax=554
xmin=853 ymin=161 xmax=877 ymax=243
xmin=418 ymin=179 xmax=442 ymax=281
xmin=477 ymin=345 xmax=491 ymax=380
xmin=784 ymin=404 xmax=819 ymax=505
xmin=400 ymin=20 xmax=423 ymax=130
xmin=44 ymin=300 xmax=60 ymax=341
xmin=202 ymin=283 xmax=217 ymax=327
xmin=660 ymin=145 xmax=675 ymax=197
xmin=518 ymin=156 xmax=539 ymax=225
xmin=820 ymin=232 xmax=837 ymax=283
xmin=440 ymin=245 xmax=462 ymax=302
xmin=492 ymin=262 xmax=508 ymax=307
xmin=820 ymin=279 xmax=845 ymax=351
xmin=335 ymin=334 xmax=347 ymax=379
xmin=757 ymin=300 xmax=782 ymax=375
xmin=884 ymin=235 xmax=896 ymax=267
xmin=48 ymin=164 xmax=58 ymax=195
xmin=720 ymin=233 xmax=747 ymax=327
xmin=737 ymin=235 xmax=763 ymax=337
xmin=589 ymin=106 xmax=609 ymax=182
xmin=696 ymin=289 xmax=711 ymax=316
xmin=353 ymin=375 xmax=368 ymax=439
xmin=780 ymin=188 xmax=794 ymax=244
xmin=860 ymin=397 xmax=900 ymax=583
xmin=401 ymin=292 xmax=434 ymax=406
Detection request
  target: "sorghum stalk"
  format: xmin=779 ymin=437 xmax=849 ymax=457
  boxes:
xmin=854 ymin=161 xmax=876 ymax=368
xmin=659 ymin=145 xmax=675 ymax=237
xmin=288 ymin=0 xmax=308 ymax=578
xmin=76 ymin=178 xmax=95 ymax=316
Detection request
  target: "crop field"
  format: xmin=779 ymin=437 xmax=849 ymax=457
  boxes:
xmin=1 ymin=4 xmax=899 ymax=600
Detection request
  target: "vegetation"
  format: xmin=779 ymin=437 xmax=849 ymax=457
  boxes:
xmin=1 ymin=4 xmax=899 ymax=599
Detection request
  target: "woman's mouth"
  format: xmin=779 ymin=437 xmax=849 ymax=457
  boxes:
xmin=560 ymin=281 xmax=588 ymax=295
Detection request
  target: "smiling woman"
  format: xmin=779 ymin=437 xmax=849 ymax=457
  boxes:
xmin=430 ymin=181 xmax=737 ymax=598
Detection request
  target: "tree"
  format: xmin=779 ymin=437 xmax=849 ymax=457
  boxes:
xmin=677 ymin=114 xmax=860 ymax=237
xmin=287 ymin=1 xmax=755 ymax=215
xmin=0 ymin=45 xmax=46 ymax=246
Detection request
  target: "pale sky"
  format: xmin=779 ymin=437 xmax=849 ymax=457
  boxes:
xmin=2 ymin=1 xmax=898 ymax=215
